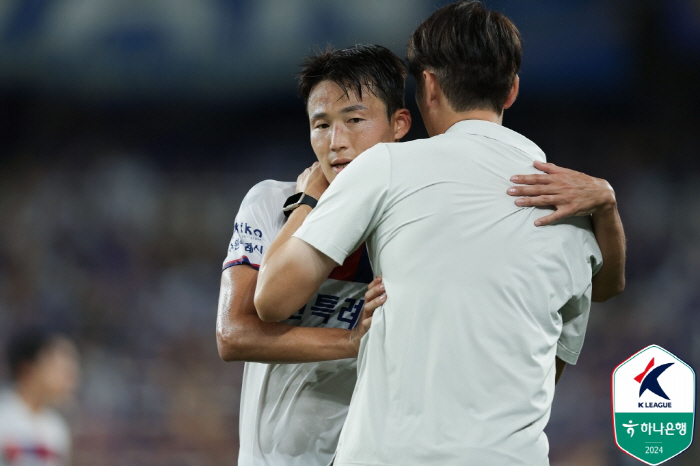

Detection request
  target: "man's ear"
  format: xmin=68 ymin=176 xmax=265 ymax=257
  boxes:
xmin=422 ymin=70 xmax=439 ymax=108
xmin=503 ymin=75 xmax=520 ymax=110
xmin=392 ymin=108 xmax=412 ymax=141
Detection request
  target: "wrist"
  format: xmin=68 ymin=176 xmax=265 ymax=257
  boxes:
xmin=283 ymin=192 xmax=318 ymax=218
xmin=304 ymin=188 xmax=325 ymax=200
xmin=346 ymin=328 xmax=361 ymax=357
xmin=593 ymin=179 xmax=617 ymax=214
xmin=288 ymin=203 xmax=313 ymax=220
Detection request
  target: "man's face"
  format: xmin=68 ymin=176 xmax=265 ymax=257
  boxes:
xmin=34 ymin=338 xmax=79 ymax=406
xmin=307 ymin=80 xmax=399 ymax=183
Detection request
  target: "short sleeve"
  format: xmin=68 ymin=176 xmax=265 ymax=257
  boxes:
xmin=222 ymin=181 xmax=287 ymax=271
xmin=556 ymin=220 xmax=603 ymax=365
xmin=294 ymin=144 xmax=391 ymax=265
xmin=556 ymin=290 xmax=592 ymax=365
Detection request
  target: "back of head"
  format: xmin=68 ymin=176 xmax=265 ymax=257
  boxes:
xmin=406 ymin=0 xmax=522 ymax=114
xmin=298 ymin=44 xmax=407 ymax=120
xmin=7 ymin=326 xmax=59 ymax=381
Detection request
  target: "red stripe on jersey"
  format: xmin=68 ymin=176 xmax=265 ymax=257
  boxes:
xmin=328 ymin=244 xmax=365 ymax=282
xmin=223 ymin=255 xmax=260 ymax=270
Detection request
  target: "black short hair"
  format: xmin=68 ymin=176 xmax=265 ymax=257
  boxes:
xmin=6 ymin=327 xmax=59 ymax=380
xmin=406 ymin=0 xmax=522 ymax=114
xmin=298 ymin=44 xmax=407 ymax=120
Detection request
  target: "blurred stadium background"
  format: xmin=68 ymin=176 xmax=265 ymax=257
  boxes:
xmin=0 ymin=0 xmax=698 ymax=464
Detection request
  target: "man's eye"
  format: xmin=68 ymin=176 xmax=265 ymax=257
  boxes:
xmin=315 ymin=123 xmax=329 ymax=129
xmin=349 ymin=118 xmax=363 ymax=124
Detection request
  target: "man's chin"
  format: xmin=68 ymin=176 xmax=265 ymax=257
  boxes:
xmin=323 ymin=169 xmax=336 ymax=184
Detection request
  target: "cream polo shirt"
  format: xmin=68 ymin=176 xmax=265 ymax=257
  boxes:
xmin=294 ymin=120 xmax=602 ymax=466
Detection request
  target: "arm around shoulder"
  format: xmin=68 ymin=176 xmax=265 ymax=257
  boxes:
xmin=590 ymin=192 xmax=626 ymax=302
xmin=507 ymin=162 xmax=626 ymax=301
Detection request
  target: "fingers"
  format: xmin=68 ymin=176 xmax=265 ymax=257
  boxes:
xmin=512 ymin=194 xmax=562 ymax=207
xmin=509 ymin=173 xmax=553 ymax=185
xmin=363 ymin=293 xmax=386 ymax=315
xmin=507 ymin=184 xmax=558 ymax=197
xmin=368 ymin=275 xmax=382 ymax=287
xmin=364 ymin=277 xmax=385 ymax=302
xmin=533 ymin=160 xmax=565 ymax=174
xmin=533 ymin=209 xmax=568 ymax=227
xmin=511 ymin=161 xmax=574 ymax=185
xmin=363 ymin=276 xmax=386 ymax=314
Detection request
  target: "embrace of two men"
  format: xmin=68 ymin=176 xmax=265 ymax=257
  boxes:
xmin=218 ymin=1 xmax=625 ymax=465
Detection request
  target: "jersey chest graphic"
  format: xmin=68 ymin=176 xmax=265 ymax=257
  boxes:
xmin=285 ymin=244 xmax=373 ymax=330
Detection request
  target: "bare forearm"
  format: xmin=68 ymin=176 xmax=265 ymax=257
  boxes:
xmin=217 ymin=317 xmax=355 ymax=363
xmin=591 ymin=201 xmax=626 ymax=302
xmin=256 ymin=237 xmax=336 ymax=321
xmin=555 ymin=357 xmax=566 ymax=385
xmin=263 ymin=205 xmax=312 ymax=269
xmin=218 ymin=265 xmax=354 ymax=364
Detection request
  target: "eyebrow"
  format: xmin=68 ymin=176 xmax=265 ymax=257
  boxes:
xmin=310 ymin=104 xmax=368 ymax=120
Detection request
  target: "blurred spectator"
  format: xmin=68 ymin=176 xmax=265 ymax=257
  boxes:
xmin=0 ymin=328 xmax=79 ymax=466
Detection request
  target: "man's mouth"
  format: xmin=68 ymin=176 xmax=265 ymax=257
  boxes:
xmin=331 ymin=159 xmax=352 ymax=174
xmin=332 ymin=162 xmax=350 ymax=173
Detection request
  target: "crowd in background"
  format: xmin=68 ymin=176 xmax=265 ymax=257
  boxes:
xmin=1 ymin=0 xmax=699 ymax=465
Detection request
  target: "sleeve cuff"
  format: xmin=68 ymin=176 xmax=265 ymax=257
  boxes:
xmin=293 ymin=230 xmax=348 ymax=266
xmin=222 ymin=255 xmax=260 ymax=271
xmin=556 ymin=341 xmax=581 ymax=365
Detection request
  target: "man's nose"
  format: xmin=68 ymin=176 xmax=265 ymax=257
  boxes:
xmin=329 ymin=124 xmax=349 ymax=152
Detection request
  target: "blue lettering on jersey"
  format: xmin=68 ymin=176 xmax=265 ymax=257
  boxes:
xmin=231 ymin=239 xmax=264 ymax=255
xmin=288 ymin=305 xmax=306 ymax=320
xmin=235 ymin=222 xmax=263 ymax=238
xmin=287 ymin=294 xmax=366 ymax=329
xmin=311 ymin=294 xmax=339 ymax=324
xmin=337 ymin=298 xmax=364 ymax=329
xmin=243 ymin=243 xmax=264 ymax=254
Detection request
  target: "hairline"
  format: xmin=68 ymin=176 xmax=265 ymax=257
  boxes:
xmin=306 ymin=79 xmax=394 ymax=122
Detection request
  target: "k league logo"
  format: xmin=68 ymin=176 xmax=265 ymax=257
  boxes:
xmin=612 ymin=345 xmax=695 ymax=465
xmin=636 ymin=358 xmax=673 ymax=405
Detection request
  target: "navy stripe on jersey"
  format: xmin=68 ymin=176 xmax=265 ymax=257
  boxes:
xmin=223 ymin=255 xmax=260 ymax=271
xmin=354 ymin=245 xmax=374 ymax=284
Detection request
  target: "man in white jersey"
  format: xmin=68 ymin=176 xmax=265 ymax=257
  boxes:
xmin=0 ymin=328 xmax=79 ymax=466
xmin=254 ymin=2 xmax=625 ymax=465
xmin=217 ymin=45 xmax=408 ymax=466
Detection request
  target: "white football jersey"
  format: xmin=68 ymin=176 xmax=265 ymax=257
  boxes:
xmin=0 ymin=389 xmax=71 ymax=466
xmin=223 ymin=180 xmax=373 ymax=466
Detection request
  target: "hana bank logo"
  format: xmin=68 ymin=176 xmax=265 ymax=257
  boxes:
xmin=612 ymin=345 xmax=695 ymax=465
xmin=635 ymin=358 xmax=674 ymax=403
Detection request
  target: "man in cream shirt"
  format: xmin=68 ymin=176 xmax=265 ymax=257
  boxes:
xmin=254 ymin=2 xmax=625 ymax=464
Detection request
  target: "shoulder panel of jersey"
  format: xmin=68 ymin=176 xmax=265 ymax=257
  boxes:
xmin=328 ymin=243 xmax=373 ymax=284
xmin=223 ymin=180 xmax=295 ymax=271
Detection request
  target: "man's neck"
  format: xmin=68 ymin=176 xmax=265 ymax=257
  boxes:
xmin=16 ymin=380 xmax=45 ymax=413
xmin=429 ymin=108 xmax=503 ymax=136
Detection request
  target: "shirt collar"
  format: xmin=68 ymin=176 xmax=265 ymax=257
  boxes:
xmin=444 ymin=119 xmax=546 ymax=162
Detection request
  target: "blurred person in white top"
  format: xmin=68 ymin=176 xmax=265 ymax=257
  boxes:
xmin=0 ymin=328 xmax=79 ymax=466
xmin=254 ymin=1 xmax=625 ymax=465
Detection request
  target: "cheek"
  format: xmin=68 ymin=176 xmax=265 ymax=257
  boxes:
xmin=309 ymin=135 xmax=335 ymax=183
xmin=42 ymin=356 xmax=78 ymax=392
xmin=310 ymin=134 xmax=329 ymax=160
xmin=357 ymin=123 xmax=392 ymax=151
